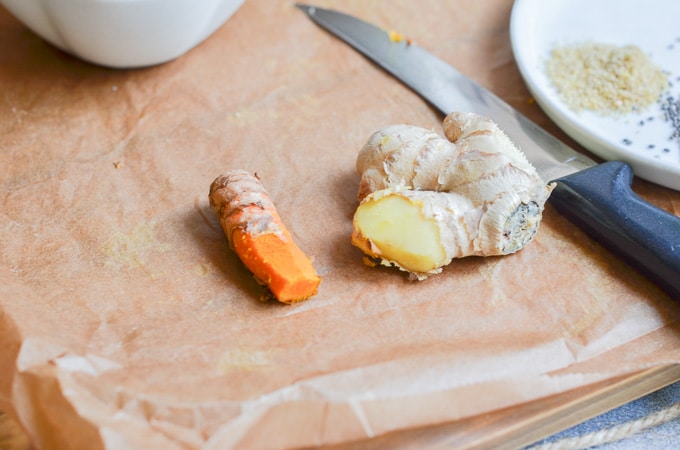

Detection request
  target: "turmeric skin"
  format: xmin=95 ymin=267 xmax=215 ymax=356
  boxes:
xmin=209 ymin=170 xmax=321 ymax=303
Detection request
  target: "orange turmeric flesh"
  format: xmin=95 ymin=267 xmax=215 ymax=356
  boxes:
xmin=209 ymin=170 xmax=321 ymax=304
xmin=232 ymin=229 xmax=321 ymax=303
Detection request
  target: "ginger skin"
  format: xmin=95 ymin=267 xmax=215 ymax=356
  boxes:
xmin=352 ymin=112 xmax=555 ymax=280
xmin=209 ymin=170 xmax=321 ymax=303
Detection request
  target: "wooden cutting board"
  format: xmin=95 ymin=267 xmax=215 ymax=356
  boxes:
xmin=2 ymin=1 xmax=679 ymax=448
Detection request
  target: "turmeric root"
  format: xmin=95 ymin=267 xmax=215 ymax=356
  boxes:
xmin=209 ymin=170 xmax=321 ymax=303
xmin=352 ymin=112 xmax=554 ymax=280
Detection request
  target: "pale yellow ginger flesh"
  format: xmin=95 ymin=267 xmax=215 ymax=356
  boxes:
xmin=351 ymin=112 xmax=555 ymax=280
xmin=353 ymin=191 xmax=446 ymax=273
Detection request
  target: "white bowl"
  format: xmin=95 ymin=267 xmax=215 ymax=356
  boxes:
xmin=1 ymin=0 xmax=245 ymax=68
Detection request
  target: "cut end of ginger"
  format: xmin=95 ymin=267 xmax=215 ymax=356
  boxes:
xmin=352 ymin=191 xmax=446 ymax=274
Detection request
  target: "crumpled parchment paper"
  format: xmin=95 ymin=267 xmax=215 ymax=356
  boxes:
xmin=1 ymin=1 xmax=679 ymax=449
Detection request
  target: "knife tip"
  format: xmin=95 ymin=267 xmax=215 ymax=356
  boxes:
xmin=294 ymin=3 xmax=316 ymax=15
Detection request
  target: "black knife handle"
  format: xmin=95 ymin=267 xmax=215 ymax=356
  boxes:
xmin=550 ymin=161 xmax=680 ymax=300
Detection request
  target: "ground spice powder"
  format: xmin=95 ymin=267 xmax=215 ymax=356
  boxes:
xmin=545 ymin=43 xmax=668 ymax=115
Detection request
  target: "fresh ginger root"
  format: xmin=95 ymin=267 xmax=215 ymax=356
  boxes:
xmin=352 ymin=112 xmax=555 ymax=280
xmin=209 ymin=170 xmax=321 ymax=303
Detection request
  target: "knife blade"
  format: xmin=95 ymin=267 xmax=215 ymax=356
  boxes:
xmin=296 ymin=3 xmax=680 ymax=300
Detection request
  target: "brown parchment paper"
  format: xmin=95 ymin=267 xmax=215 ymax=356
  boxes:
xmin=1 ymin=1 xmax=680 ymax=449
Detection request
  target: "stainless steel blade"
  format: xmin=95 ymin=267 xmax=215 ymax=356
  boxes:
xmin=295 ymin=3 xmax=595 ymax=182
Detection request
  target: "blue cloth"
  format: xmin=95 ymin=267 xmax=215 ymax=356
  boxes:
xmin=529 ymin=381 xmax=680 ymax=449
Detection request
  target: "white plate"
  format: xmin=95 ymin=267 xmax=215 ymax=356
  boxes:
xmin=510 ymin=0 xmax=680 ymax=190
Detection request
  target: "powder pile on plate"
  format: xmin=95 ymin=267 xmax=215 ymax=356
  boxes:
xmin=545 ymin=42 xmax=668 ymax=115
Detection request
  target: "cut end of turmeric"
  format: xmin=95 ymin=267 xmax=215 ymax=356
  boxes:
xmin=233 ymin=229 xmax=321 ymax=304
xmin=209 ymin=170 xmax=321 ymax=304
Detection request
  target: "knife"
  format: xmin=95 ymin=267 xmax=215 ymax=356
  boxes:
xmin=296 ymin=4 xmax=680 ymax=300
